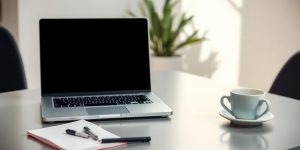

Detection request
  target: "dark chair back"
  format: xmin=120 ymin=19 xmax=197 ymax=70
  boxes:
xmin=269 ymin=51 xmax=300 ymax=100
xmin=0 ymin=26 xmax=27 ymax=93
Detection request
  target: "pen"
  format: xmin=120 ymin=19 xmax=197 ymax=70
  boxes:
xmin=65 ymin=129 xmax=89 ymax=138
xmin=83 ymin=126 xmax=99 ymax=141
xmin=101 ymin=136 xmax=151 ymax=143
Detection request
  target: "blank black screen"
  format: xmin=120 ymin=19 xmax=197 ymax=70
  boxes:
xmin=40 ymin=18 xmax=151 ymax=95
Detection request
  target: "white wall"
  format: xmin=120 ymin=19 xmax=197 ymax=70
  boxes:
xmin=18 ymin=0 xmax=300 ymax=90
xmin=239 ymin=0 xmax=300 ymax=91
xmin=1 ymin=0 xmax=18 ymax=43
xmin=181 ymin=0 xmax=300 ymax=91
xmin=19 ymin=0 xmax=240 ymax=88
xmin=181 ymin=0 xmax=242 ymax=85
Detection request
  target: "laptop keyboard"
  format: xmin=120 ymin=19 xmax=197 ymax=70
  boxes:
xmin=53 ymin=95 xmax=153 ymax=108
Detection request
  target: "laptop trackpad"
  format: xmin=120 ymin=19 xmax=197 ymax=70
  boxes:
xmin=87 ymin=106 xmax=129 ymax=115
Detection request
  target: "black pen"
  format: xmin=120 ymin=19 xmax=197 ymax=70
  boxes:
xmin=101 ymin=136 xmax=151 ymax=143
xmin=66 ymin=129 xmax=89 ymax=138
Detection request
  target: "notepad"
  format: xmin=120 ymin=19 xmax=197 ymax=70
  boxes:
xmin=27 ymin=120 xmax=126 ymax=150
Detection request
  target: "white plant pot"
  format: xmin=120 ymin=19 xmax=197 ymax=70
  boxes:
xmin=150 ymin=56 xmax=183 ymax=72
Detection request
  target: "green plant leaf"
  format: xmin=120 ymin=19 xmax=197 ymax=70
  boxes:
xmin=126 ymin=0 xmax=206 ymax=56
xmin=169 ymin=14 xmax=194 ymax=49
xmin=126 ymin=10 xmax=137 ymax=17
xmin=162 ymin=0 xmax=172 ymax=50
xmin=174 ymin=37 xmax=205 ymax=51
xmin=139 ymin=2 xmax=147 ymax=16
xmin=145 ymin=0 xmax=164 ymax=55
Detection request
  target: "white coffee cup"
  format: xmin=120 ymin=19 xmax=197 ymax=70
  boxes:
xmin=220 ymin=88 xmax=271 ymax=120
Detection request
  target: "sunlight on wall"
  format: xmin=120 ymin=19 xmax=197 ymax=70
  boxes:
xmin=181 ymin=0 xmax=243 ymax=85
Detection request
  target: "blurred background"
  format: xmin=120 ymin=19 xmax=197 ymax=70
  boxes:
xmin=1 ymin=0 xmax=300 ymax=91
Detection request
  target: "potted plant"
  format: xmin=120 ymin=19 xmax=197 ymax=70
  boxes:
xmin=127 ymin=0 xmax=206 ymax=71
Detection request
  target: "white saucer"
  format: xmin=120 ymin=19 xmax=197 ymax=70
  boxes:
xmin=219 ymin=109 xmax=274 ymax=126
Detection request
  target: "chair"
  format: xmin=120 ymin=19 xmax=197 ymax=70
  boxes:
xmin=269 ymin=51 xmax=300 ymax=100
xmin=0 ymin=26 xmax=27 ymax=93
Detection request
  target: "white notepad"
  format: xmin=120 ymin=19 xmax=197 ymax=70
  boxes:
xmin=27 ymin=120 xmax=126 ymax=150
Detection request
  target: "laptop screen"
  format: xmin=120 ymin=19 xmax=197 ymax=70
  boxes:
xmin=40 ymin=18 xmax=151 ymax=95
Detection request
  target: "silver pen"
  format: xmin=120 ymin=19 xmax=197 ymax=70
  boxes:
xmin=83 ymin=126 xmax=99 ymax=141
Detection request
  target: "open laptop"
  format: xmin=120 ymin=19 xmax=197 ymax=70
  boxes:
xmin=39 ymin=18 xmax=173 ymax=122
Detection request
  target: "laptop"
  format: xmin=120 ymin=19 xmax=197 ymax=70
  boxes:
xmin=39 ymin=18 xmax=173 ymax=122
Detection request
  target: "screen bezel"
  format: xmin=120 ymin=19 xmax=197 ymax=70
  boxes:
xmin=39 ymin=18 xmax=152 ymax=96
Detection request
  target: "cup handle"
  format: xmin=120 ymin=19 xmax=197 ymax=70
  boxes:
xmin=256 ymin=99 xmax=271 ymax=119
xmin=220 ymin=96 xmax=233 ymax=116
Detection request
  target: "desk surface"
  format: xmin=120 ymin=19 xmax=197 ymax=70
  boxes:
xmin=0 ymin=71 xmax=300 ymax=150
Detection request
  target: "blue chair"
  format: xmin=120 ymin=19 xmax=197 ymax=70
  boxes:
xmin=269 ymin=51 xmax=300 ymax=100
xmin=0 ymin=26 xmax=27 ymax=93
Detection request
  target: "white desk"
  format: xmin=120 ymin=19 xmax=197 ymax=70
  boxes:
xmin=0 ymin=71 xmax=299 ymax=150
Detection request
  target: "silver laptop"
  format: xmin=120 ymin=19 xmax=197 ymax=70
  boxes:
xmin=39 ymin=18 xmax=172 ymax=122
